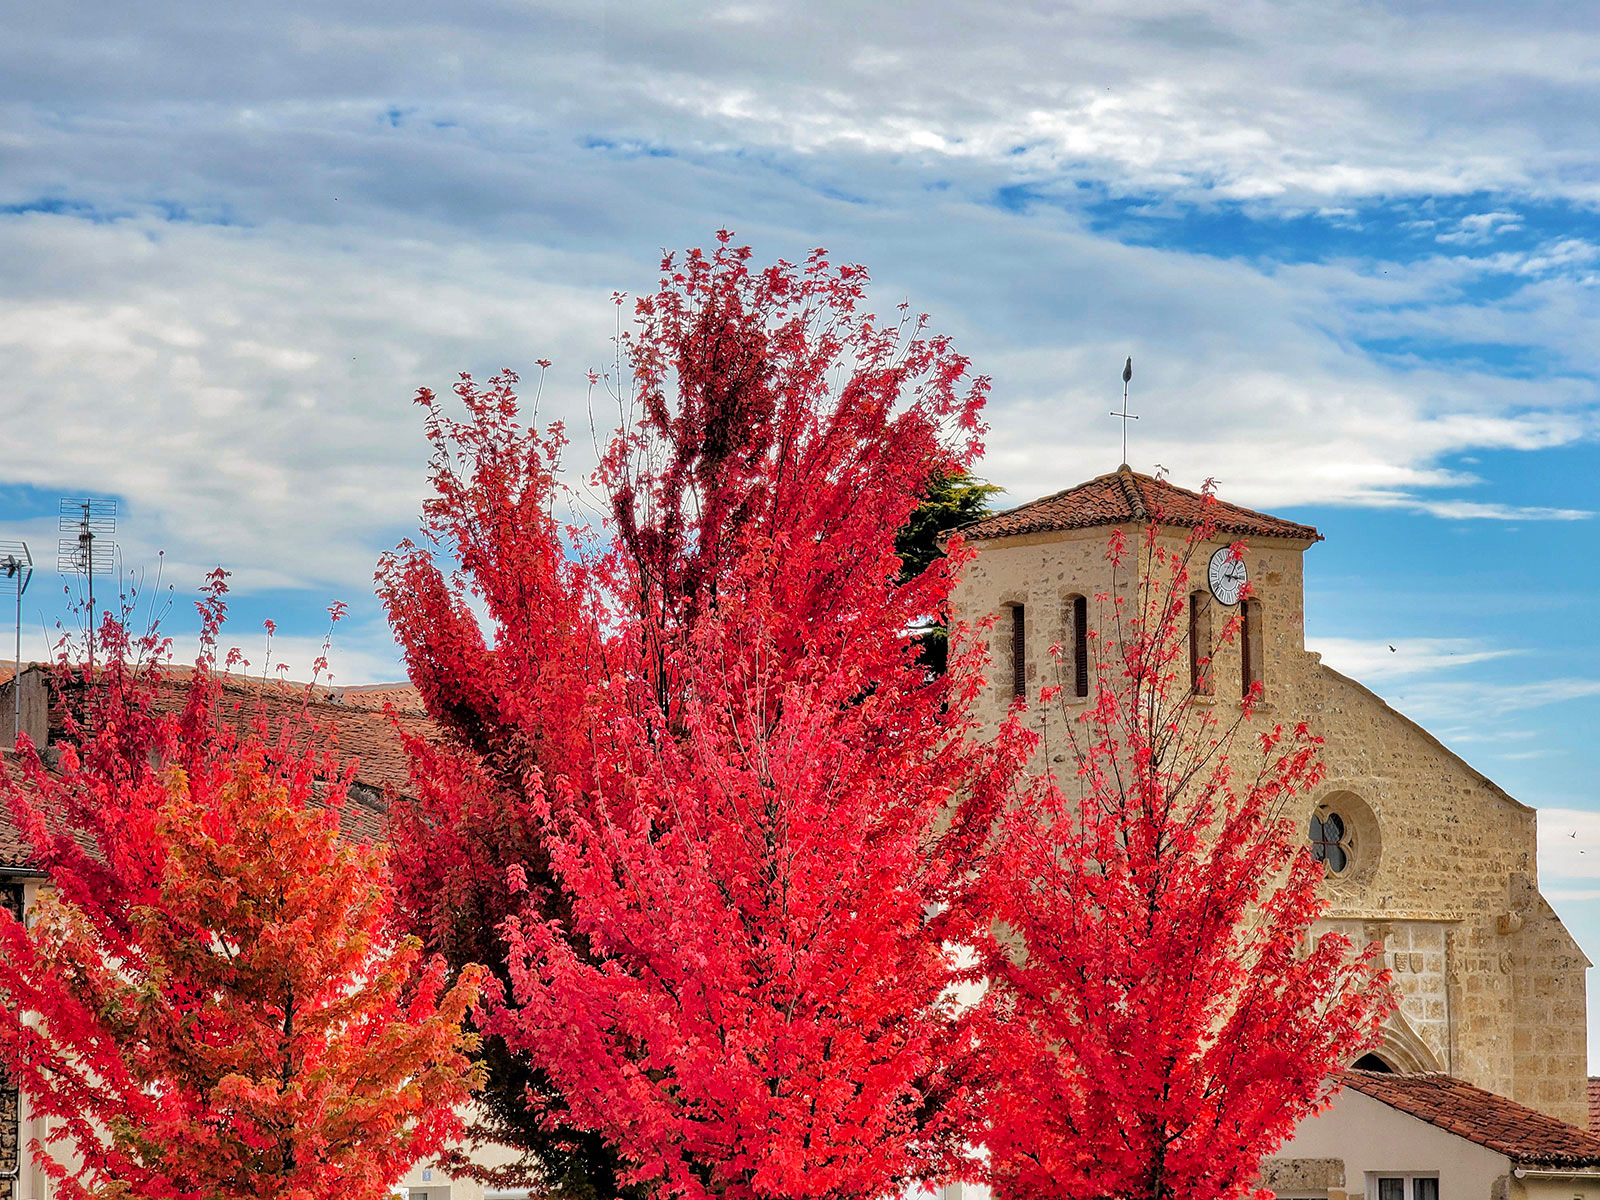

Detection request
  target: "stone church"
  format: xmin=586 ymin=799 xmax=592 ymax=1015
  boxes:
xmin=948 ymin=465 xmax=1593 ymax=1177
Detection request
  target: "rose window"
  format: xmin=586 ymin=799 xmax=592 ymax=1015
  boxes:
xmin=1309 ymin=812 xmax=1351 ymax=874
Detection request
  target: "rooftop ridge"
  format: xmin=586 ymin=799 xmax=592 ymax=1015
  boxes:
xmin=1113 ymin=464 xmax=1148 ymax=521
xmin=957 ymin=464 xmax=1322 ymax=545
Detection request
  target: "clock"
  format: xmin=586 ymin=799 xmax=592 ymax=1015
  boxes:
xmin=1207 ymin=546 xmax=1248 ymax=606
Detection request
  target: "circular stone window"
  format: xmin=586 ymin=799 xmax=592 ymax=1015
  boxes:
xmin=1308 ymin=790 xmax=1382 ymax=891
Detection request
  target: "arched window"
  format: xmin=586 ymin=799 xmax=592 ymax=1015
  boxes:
xmin=1010 ymin=603 xmax=1027 ymax=700
xmin=1240 ymin=598 xmax=1262 ymax=697
xmin=1188 ymin=590 xmax=1212 ymax=695
xmin=1353 ymin=1053 xmax=1395 ymax=1073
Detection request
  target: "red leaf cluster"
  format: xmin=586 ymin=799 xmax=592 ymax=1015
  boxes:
xmin=972 ymin=509 xmax=1395 ymax=1200
xmin=0 ymin=581 xmax=483 ymax=1200
xmin=380 ymin=234 xmax=1022 ymax=1199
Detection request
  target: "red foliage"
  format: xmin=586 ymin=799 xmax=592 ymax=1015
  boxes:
xmin=973 ymin=510 xmax=1395 ymax=1200
xmin=0 ymin=581 xmax=483 ymax=1200
xmin=381 ymin=233 xmax=1024 ymax=1199
xmin=377 ymin=368 xmax=623 ymax=1193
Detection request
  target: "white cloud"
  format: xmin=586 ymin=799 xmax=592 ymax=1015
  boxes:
xmin=0 ymin=0 xmax=1594 ymax=655
xmin=1539 ymin=809 xmax=1600 ymax=882
xmin=1477 ymin=238 xmax=1600 ymax=278
xmin=1404 ymin=499 xmax=1592 ymax=521
xmin=10 ymin=3 xmax=1600 ymax=217
xmin=1307 ymin=636 xmax=1516 ymax=682
xmin=1387 ymin=678 xmax=1600 ymax=726
xmin=0 ymin=214 xmax=624 ymax=597
xmin=156 ymin=622 xmax=406 ymax=688
xmin=1435 ymin=211 xmax=1524 ymax=245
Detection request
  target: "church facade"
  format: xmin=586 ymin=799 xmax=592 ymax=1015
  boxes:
xmin=949 ymin=465 xmax=1591 ymax=1131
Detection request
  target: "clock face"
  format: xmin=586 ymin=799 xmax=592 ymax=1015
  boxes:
xmin=1207 ymin=546 xmax=1248 ymax=606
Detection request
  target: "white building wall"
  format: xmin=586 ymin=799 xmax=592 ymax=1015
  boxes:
xmin=1275 ymin=1087 xmax=1508 ymax=1198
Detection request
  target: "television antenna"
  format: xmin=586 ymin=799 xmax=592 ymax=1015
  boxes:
xmin=0 ymin=542 xmax=32 ymax=748
xmin=58 ymin=498 xmax=116 ymax=669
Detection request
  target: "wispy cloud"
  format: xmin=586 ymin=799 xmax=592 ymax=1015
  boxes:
xmin=1404 ymin=499 xmax=1592 ymax=521
xmin=1308 ymin=636 xmax=1516 ymax=682
xmin=1389 ymin=678 xmax=1600 ymax=725
xmin=1542 ymin=888 xmax=1600 ymax=902
xmin=1435 ymin=211 xmax=1524 ymax=245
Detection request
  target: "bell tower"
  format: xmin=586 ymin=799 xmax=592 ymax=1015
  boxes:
xmin=947 ymin=464 xmax=1323 ymax=732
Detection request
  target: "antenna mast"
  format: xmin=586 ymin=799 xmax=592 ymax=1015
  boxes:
xmin=58 ymin=498 xmax=116 ymax=671
xmin=0 ymin=542 xmax=32 ymax=748
xmin=1109 ymin=355 xmax=1138 ymax=468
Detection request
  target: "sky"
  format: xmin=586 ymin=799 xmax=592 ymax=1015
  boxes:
xmin=3 ymin=2 xmax=1600 ymax=1058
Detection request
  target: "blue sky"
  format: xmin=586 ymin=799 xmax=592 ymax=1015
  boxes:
xmin=3 ymin=1 xmax=1600 ymax=1058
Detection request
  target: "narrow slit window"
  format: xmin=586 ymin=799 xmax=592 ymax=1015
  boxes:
xmin=1240 ymin=599 xmax=1262 ymax=697
xmin=1188 ymin=590 xmax=1212 ymax=695
xmin=1011 ymin=603 xmax=1027 ymax=700
xmin=1072 ymin=595 xmax=1089 ymax=698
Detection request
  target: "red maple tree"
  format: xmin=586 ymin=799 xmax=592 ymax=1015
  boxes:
xmin=377 ymin=369 xmax=628 ymax=1196
xmin=973 ymin=511 xmax=1394 ymax=1200
xmin=0 ymin=585 xmax=483 ymax=1200
xmin=382 ymin=234 xmax=1026 ymax=1199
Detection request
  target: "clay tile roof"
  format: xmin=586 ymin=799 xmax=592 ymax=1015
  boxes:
xmin=0 ymin=671 xmax=436 ymax=873
xmin=1343 ymin=1070 xmax=1600 ymax=1166
xmin=957 ymin=465 xmax=1321 ymax=544
xmin=0 ymin=758 xmax=29 ymax=870
xmin=325 ymin=683 xmax=426 ymax=713
xmin=1587 ymin=1077 xmax=1600 ymax=1134
xmin=145 ymin=671 xmax=434 ymax=798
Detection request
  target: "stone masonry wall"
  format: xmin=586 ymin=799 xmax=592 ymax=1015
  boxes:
xmin=1510 ymin=885 xmax=1591 ymax=1123
xmin=950 ymin=521 xmax=1589 ymax=1127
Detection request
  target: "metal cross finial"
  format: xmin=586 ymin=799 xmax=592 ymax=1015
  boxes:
xmin=1109 ymin=355 xmax=1138 ymax=466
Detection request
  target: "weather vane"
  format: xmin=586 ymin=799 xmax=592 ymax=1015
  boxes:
xmin=1109 ymin=355 xmax=1137 ymax=467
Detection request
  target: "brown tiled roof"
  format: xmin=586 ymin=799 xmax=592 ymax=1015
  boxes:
xmin=0 ymin=748 xmax=102 ymax=873
xmin=1344 ymin=1070 xmax=1600 ymax=1165
xmin=203 ymin=678 xmax=435 ymax=799
xmin=125 ymin=669 xmax=432 ymax=798
xmin=957 ymin=465 xmax=1322 ymax=544
xmin=1587 ymin=1077 xmax=1600 ymax=1134
xmin=0 ymin=755 xmax=30 ymax=871
xmin=0 ymin=670 xmax=436 ymax=872
xmin=326 ymin=683 xmax=426 ymax=713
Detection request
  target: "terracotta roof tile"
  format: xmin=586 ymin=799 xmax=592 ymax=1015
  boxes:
xmin=1344 ymin=1070 xmax=1600 ymax=1165
xmin=325 ymin=683 xmax=426 ymax=713
xmin=141 ymin=671 xmax=434 ymax=798
xmin=0 ymin=670 xmax=435 ymax=873
xmin=958 ymin=466 xmax=1321 ymax=544
xmin=0 ymin=767 xmax=29 ymax=870
xmin=1587 ymin=1077 xmax=1600 ymax=1134
xmin=200 ymin=681 xmax=438 ymax=803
